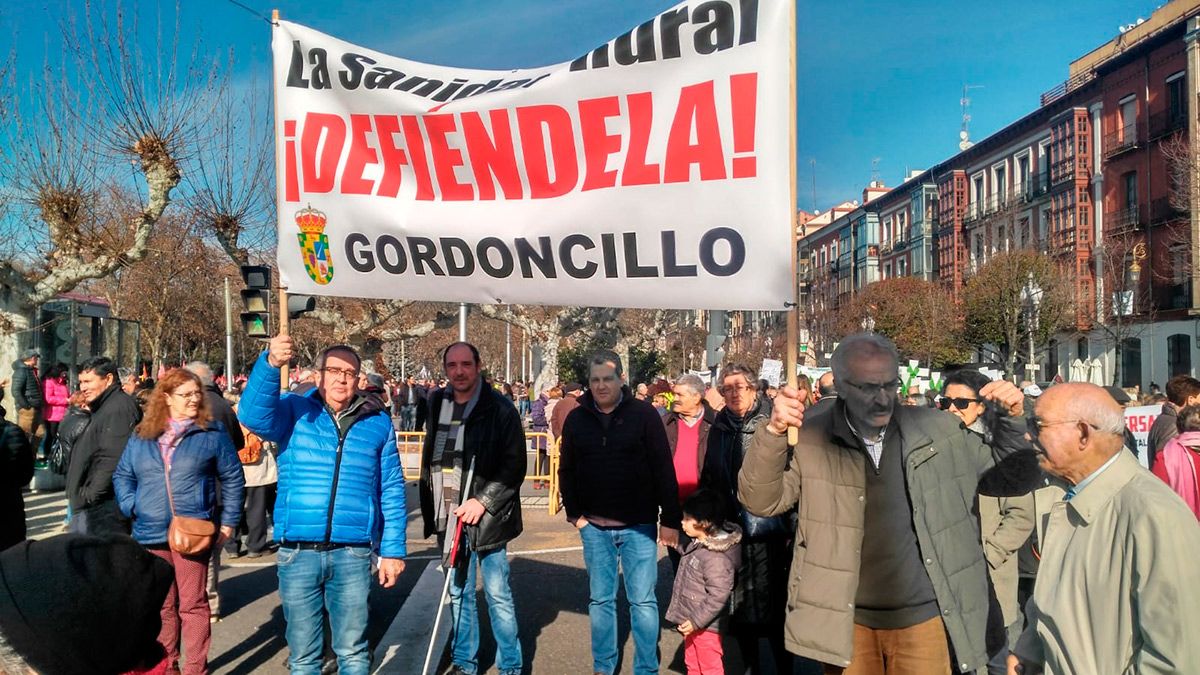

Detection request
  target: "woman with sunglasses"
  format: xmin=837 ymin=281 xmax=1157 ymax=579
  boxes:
xmin=113 ymin=369 xmax=245 ymax=675
xmin=940 ymin=369 xmax=1035 ymax=675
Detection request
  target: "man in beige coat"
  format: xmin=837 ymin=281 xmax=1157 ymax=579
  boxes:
xmin=1010 ymin=383 xmax=1200 ymax=674
xmin=739 ymin=334 xmax=1039 ymax=674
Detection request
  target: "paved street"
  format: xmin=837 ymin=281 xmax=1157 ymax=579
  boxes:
xmin=24 ymin=475 xmax=819 ymax=674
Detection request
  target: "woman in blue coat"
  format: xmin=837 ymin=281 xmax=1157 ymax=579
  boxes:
xmin=114 ymin=368 xmax=244 ymax=675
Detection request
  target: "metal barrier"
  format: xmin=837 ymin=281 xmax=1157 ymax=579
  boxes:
xmin=548 ymin=438 xmax=562 ymax=516
xmin=396 ymin=431 xmax=425 ymax=480
xmin=392 ymin=429 xmax=563 ymax=515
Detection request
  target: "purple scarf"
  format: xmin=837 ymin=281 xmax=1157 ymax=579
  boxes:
xmin=158 ymin=417 xmax=195 ymax=469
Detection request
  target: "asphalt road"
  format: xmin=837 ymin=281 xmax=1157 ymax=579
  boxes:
xmin=24 ymin=475 xmax=822 ymax=674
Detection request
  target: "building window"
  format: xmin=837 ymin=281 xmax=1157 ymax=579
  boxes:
xmin=1119 ymin=95 xmax=1137 ymax=142
xmin=1168 ymin=72 xmax=1187 ymax=123
xmin=1017 ymin=154 xmax=1030 ymax=194
xmin=1077 ymin=337 xmax=1089 ymax=360
xmin=1124 ymin=171 xmax=1138 ymax=209
xmin=994 ymin=165 xmax=1007 ymax=204
xmin=883 ymin=263 xmax=891 ymax=279
xmin=1121 ymin=337 xmax=1142 ymax=389
xmin=973 ymin=174 xmax=985 ymax=215
xmin=898 ymin=257 xmax=907 ymax=277
xmin=1169 ymin=334 xmax=1192 ymax=377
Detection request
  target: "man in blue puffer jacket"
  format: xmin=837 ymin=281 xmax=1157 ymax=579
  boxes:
xmin=238 ymin=336 xmax=407 ymax=675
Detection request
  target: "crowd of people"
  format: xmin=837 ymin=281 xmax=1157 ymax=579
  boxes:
xmin=1 ymin=331 xmax=1200 ymax=675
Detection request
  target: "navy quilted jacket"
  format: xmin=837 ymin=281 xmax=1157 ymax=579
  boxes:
xmin=113 ymin=422 xmax=245 ymax=545
xmin=237 ymin=352 xmax=407 ymax=558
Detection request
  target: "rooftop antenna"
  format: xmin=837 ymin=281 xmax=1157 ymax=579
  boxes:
xmin=810 ymin=158 xmax=817 ymax=213
xmin=871 ymin=157 xmax=881 ymax=184
xmin=960 ymin=83 xmax=984 ymax=151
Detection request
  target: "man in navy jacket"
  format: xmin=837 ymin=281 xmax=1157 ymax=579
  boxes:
xmin=239 ymin=335 xmax=406 ymax=675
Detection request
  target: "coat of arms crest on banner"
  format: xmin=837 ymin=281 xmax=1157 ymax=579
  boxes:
xmin=296 ymin=205 xmax=333 ymax=285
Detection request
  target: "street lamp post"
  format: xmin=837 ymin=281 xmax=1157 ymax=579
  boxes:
xmin=1021 ymin=274 xmax=1043 ymax=382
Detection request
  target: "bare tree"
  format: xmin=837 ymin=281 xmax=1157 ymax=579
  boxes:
xmin=0 ymin=3 xmax=222 ymax=387
xmin=477 ymin=305 xmax=615 ymax=392
xmin=962 ymin=250 xmax=1075 ymax=378
xmin=1093 ymin=230 xmax=1157 ymax=386
xmin=190 ymin=66 xmax=274 ymax=267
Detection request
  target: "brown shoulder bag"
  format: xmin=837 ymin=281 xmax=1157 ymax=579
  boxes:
xmin=164 ymin=457 xmax=216 ymax=556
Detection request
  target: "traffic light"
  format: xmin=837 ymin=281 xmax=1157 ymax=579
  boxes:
xmin=240 ymin=265 xmax=272 ymax=338
xmin=287 ymin=294 xmax=317 ymax=319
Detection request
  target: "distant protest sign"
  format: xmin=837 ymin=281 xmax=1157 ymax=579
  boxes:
xmin=760 ymin=358 xmax=783 ymax=388
xmin=272 ymin=0 xmax=793 ymax=309
xmin=1124 ymin=404 xmax=1161 ymax=469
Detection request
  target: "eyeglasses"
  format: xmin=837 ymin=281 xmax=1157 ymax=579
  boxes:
xmin=1028 ymin=417 xmax=1087 ymax=443
xmin=171 ymin=390 xmax=203 ymax=400
xmin=939 ymin=397 xmax=980 ymax=411
xmin=719 ymin=384 xmax=754 ymax=395
xmin=843 ymin=379 xmax=900 ymax=397
xmin=321 ymin=366 xmax=360 ymax=381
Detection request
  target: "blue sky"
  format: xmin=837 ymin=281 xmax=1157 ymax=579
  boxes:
xmin=4 ymin=0 xmax=1166 ymax=211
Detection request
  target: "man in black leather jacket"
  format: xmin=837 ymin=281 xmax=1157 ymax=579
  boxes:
xmin=419 ymin=342 xmax=525 ymax=675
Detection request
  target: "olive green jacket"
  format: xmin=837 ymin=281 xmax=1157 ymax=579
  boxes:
xmin=737 ymin=401 xmax=1037 ymax=672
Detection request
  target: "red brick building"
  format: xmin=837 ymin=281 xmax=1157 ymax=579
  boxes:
xmin=783 ymin=0 xmax=1200 ymax=388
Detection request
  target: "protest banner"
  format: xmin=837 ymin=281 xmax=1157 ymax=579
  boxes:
xmin=1124 ymin=404 xmax=1162 ymax=469
xmin=271 ymin=0 xmax=793 ymax=310
xmin=759 ymin=358 xmax=783 ymax=388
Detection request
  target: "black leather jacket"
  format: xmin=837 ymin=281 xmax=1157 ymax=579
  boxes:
xmin=419 ymin=384 xmax=525 ymax=552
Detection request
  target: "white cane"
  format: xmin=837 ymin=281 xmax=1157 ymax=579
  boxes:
xmin=422 ymin=456 xmax=476 ymax=675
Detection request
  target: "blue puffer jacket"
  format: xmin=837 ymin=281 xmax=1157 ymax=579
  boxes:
xmin=113 ymin=422 xmax=245 ymax=545
xmin=237 ymin=352 xmax=406 ymax=558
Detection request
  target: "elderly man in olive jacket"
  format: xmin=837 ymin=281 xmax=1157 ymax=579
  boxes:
xmin=738 ymin=333 xmax=1038 ymax=675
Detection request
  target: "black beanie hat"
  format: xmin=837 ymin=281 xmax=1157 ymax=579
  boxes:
xmin=0 ymin=534 xmax=174 ymax=674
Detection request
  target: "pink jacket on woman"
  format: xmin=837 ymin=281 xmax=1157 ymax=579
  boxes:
xmin=42 ymin=377 xmax=70 ymax=422
xmin=1152 ymin=430 xmax=1200 ymax=520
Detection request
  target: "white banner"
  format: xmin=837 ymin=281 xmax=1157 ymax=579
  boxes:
xmin=1124 ymin=404 xmax=1162 ymax=469
xmin=271 ymin=0 xmax=793 ymax=310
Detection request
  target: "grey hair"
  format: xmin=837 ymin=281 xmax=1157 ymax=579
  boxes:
xmin=674 ymin=374 xmax=706 ymax=398
xmin=831 ymin=333 xmax=900 ymax=380
xmin=117 ymin=367 xmax=135 ymax=383
xmin=184 ymin=361 xmax=214 ymax=386
xmin=588 ymin=349 xmax=624 ymax=377
xmin=316 ymin=345 xmax=362 ymax=371
xmin=720 ymin=363 xmax=758 ymax=386
xmin=1062 ymin=395 xmax=1127 ymax=436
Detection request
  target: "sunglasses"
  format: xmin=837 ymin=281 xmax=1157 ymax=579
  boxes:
xmin=938 ymin=397 xmax=980 ymax=411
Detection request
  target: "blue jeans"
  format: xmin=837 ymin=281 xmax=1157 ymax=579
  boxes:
xmin=447 ymin=542 xmax=523 ymax=675
xmin=579 ymin=522 xmax=660 ymax=675
xmin=277 ymin=545 xmax=373 ymax=675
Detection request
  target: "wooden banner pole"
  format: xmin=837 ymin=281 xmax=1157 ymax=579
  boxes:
xmin=271 ymin=9 xmax=290 ymax=391
xmin=786 ymin=0 xmax=800 ymax=446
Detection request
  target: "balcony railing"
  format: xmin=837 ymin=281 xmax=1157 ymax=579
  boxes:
xmin=1051 ymin=158 xmax=1077 ymax=186
xmin=963 ymin=202 xmax=981 ymax=224
xmin=878 ymin=234 xmax=909 ymax=255
xmin=1151 ymin=196 xmax=1186 ymax=223
xmin=1149 ymin=109 xmax=1187 ymax=139
xmin=1040 ymin=70 xmax=1097 ymax=107
xmin=1024 ymin=173 xmax=1051 ymax=202
xmin=1104 ymin=124 xmax=1139 ymax=159
xmin=1107 ymin=204 xmax=1144 ymax=235
xmin=1051 ymin=228 xmax=1077 ymax=252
